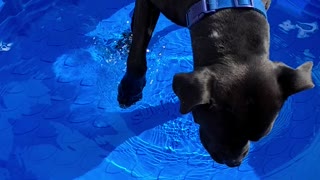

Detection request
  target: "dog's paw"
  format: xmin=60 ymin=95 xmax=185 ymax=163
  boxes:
xmin=117 ymin=74 xmax=146 ymax=108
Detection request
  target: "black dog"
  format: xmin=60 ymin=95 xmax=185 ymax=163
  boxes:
xmin=117 ymin=0 xmax=314 ymax=167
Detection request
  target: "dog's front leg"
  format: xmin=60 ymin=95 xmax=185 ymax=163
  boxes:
xmin=117 ymin=0 xmax=160 ymax=108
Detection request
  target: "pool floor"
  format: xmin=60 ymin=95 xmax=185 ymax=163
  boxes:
xmin=0 ymin=0 xmax=320 ymax=179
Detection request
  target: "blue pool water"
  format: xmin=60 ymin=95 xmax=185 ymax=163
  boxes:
xmin=0 ymin=0 xmax=319 ymax=179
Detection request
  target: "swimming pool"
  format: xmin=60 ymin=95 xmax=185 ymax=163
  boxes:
xmin=0 ymin=0 xmax=319 ymax=179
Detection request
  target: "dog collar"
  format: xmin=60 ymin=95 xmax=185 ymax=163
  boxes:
xmin=186 ymin=0 xmax=267 ymax=28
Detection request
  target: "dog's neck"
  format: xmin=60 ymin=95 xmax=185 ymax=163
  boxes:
xmin=189 ymin=9 xmax=270 ymax=68
xmin=186 ymin=0 xmax=267 ymax=28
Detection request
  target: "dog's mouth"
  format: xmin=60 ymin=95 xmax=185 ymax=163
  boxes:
xmin=199 ymin=128 xmax=249 ymax=167
xmin=201 ymin=136 xmax=249 ymax=167
xmin=224 ymin=160 xmax=242 ymax=167
xmin=210 ymin=152 xmax=244 ymax=167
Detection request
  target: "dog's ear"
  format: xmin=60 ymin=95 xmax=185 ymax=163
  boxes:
xmin=275 ymin=61 xmax=314 ymax=98
xmin=172 ymin=68 xmax=212 ymax=114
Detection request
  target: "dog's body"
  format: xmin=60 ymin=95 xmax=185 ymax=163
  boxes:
xmin=117 ymin=0 xmax=314 ymax=167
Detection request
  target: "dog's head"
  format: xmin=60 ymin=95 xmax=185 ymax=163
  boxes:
xmin=172 ymin=61 xmax=314 ymax=167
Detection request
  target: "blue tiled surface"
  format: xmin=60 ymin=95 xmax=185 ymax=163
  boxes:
xmin=0 ymin=0 xmax=320 ymax=179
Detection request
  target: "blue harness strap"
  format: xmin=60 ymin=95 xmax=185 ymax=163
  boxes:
xmin=186 ymin=0 xmax=267 ymax=28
